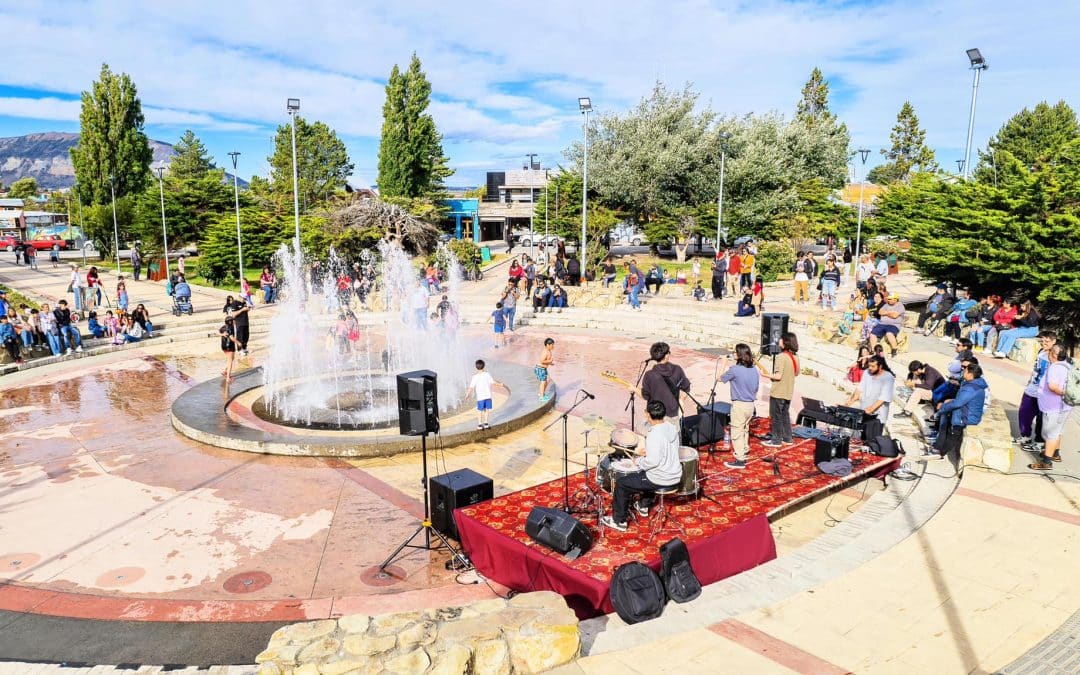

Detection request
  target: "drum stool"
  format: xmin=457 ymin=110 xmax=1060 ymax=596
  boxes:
xmin=647 ymin=486 xmax=686 ymax=543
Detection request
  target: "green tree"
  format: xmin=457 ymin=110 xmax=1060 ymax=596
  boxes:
xmin=131 ymin=169 xmax=235 ymax=250
xmin=377 ymin=54 xmax=453 ymax=200
xmin=796 ymin=67 xmax=834 ymax=125
xmin=268 ymin=116 xmax=353 ymax=209
xmin=69 ymin=63 xmax=153 ymax=208
xmin=874 ymin=102 xmax=937 ymax=183
xmin=169 ymin=130 xmax=214 ymax=180
xmin=8 ymin=176 xmax=39 ymax=199
xmin=198 ymin=208 xmax=328 ymax=284
xmin=975 ymin=100 xmax=1079 ymax=181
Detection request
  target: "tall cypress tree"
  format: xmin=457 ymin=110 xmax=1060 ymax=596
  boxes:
xmin=869 ymin=102 xmax=937 ymax=183
xmin=169 ymin=130 xmax=215 ymax=180
xmin=69 ymin=63 xmax=153 ymax=205
xmin=796 ymin=67 xmax=835 ymax=125
xmin=377 ymin=54 xmax=452 ymax=199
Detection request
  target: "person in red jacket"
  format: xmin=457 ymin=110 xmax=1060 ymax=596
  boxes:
xmin=726 ymin=248 xmax=741 ymax=297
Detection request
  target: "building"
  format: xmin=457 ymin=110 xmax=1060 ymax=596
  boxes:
xmin=24 ymin=210 xmax=70 ymax=237
xmin=0 ymin=198 xmax=24 ymax=237
xmin=443 ymin=198 xmax=480 ymax=241
xmin=477 ymin=168 xmax=551 ymax=241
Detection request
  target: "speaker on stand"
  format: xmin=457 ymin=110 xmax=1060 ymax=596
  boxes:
xmin=760 ymin=312 xmax=790 ymax=356
xmin=380 ymin=370 xmax=469 ymax=574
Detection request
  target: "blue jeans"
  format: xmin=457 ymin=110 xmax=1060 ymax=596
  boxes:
xmin=821 ymin=279 xmax=838 ymax=309
xmin=59 ymin=325 xmax=81 ymax=350
xmin=972 ymin=324 xmax=993 ymax=348
xmin=72 ymin=289 xmax=84 ymax=312
xmin=414 ymin=309 xmax=428 ymax=329
xmin=547 ymin=296 xmax=566 ymax=309
xmin=629 ymin=286 xmax=641 ymax=308
xmin=505 ymin=306 xmax=517 ymax=330
xmin=20 ymin=330 xmax=33 ymax=348
xmin=262 ymin=285 xmax=276 ymax=303
xmin=46 ymin=332 xmax=61 ymax=355
xmin=996 ymin=326 xmax=1037 ymax=355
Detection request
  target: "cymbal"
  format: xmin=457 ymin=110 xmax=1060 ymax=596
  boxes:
xmin=581 ymin=413 xmax=614 ymax=430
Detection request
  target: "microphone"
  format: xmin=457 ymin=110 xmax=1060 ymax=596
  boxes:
xmin=581 ymin=389 xmax=596 ymax=400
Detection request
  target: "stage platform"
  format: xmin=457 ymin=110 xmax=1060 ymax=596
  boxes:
xmin=456 ymin=420 xmax=900 ymax=618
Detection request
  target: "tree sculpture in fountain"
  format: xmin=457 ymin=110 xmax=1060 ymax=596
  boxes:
xmin=330 ymin=199 xmax=441 ymax=254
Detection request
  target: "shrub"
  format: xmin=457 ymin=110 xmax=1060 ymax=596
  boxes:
xmin=755 ymin=240 xmax=795 ymax=282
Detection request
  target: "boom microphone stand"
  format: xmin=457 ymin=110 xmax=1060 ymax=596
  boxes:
xmin=624 ymin=358 xmax=650 ymax=431
xmin=544 ymin=390 xmax=593 ymax=512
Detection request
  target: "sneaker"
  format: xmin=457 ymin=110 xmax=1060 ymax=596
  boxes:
xmin=992 ymin=352 xmax=1006 ymax=359
xmin=635 ymin=503 xmax=650 ymax=517
xmin=75 ymin=346 xmax=83 ymax=353
xmin=939 ymin=336 xmax=953 ymax=342
xmin=65 ymin=348 xmax=73 ymax=354
xmin=724 ymin=459 xmax=747 ymax=469
xmin=895 ymin=410 xmax=912 ymax=418
xmin=891 ymin=349 xmax=898 ymax=357
xmin=600 ymin=515 xmax=627 ymax=532
xmin=1029 ymin=460 xmax=1053 ymax=471
xmin=1013 ymin=436 xmax=1031 ymax=445
xmin=762 ymin=440 xmax=783 ymax=448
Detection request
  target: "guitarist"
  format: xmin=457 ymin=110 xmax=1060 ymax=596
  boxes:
xmin=642 ymin=341 xmax=691 ymax=425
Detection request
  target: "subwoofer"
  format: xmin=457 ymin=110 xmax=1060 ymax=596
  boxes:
xmin=760 ymin=312 xmax=790 ymax=356
xmin=525 ymin=506 xmax=593 ymax=559
xmin=430 ymin=469 xmax=493 ymax=539
xmin=397 ymin=369 xmax=439 ymax=436
xmin=681 ymin=412 xmax=727 ymax=447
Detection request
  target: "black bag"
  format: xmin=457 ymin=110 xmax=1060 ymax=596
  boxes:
xmin=658 ymin=538 xmax=702 ymax=604
xmin=868 ymin=435 xmax=904 ymax=458
xmin=609 ymin=561 xmax=666 ymax=624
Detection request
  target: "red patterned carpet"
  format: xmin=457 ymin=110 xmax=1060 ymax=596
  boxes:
xmin=457 ymin=419 xmax=898 ymax=616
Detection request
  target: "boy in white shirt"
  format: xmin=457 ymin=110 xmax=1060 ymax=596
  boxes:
xmin=466 ymin=359 xmax=503 ymax=429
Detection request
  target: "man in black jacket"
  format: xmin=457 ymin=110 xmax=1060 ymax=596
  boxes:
xmin=641 ymin=341 xmax=691 ymax=424
xmin=53 ymin=300 xmax=83 ymax=354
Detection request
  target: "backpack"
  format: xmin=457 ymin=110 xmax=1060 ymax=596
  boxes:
xmin=658 ymin=538 xmax=702 ymax=604
xmin=868 ymin=435 xmax=903 ymax=458
xmin=609 ymin=561 xmax=666 ymax=624
xmin=1063 ymin=363 xmax=1080 ymax=408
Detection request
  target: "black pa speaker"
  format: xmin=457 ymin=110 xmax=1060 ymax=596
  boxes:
xmin=430 ymin=468 xmax=493 ymax=539
xmin=814 ymin=432 xmax=851 ymax=464
xmin=681 ymin=412 xmax=727 ymax=447
xmin=760 ymin=312 xmax=790 ymax=356
xmin=397 ymin=369 xmax=439 ymax=436
xmin=525 ymin=506 xmax=593 ymax=559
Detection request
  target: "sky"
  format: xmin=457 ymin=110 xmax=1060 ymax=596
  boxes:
xmin=0 ymin=0 xmax=1076 ymax=188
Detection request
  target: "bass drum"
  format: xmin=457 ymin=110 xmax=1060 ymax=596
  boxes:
xmin=676 ymin=446 xmax=700 ymax=497
xmin=596 ymin=452 xmax=636 ymax=493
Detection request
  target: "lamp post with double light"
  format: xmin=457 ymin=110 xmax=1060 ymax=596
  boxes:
xmin=154 ymin=164 xmax=170 ymax=279
xmin=853 ymin=148 xmax=870 ymax=268
xmin=716 ymin=131 xmax=732 ymax=250
xmin=287 ymin=98 xmax=301 ymax=246
xmin=962 ymin=48 xmax=988 ymax=179
xmin=578 ymin=97 xmax=592 ymax=283
xmin=109 ymin=175 xmax=120 ymax=273
xmin=228 ymin=151 xmax=244 ymax=282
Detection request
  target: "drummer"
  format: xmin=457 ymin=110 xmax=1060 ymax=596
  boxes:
xmin=602 ymin=400 xmax=682 ymax=532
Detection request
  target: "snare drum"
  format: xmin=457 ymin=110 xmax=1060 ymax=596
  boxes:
xmin=676 ymin=446 xmax=700 ymax=496
xmin=597 ymin=452 xmax=638 ymax=493
xmin=608 ymin=428 xmax=639 ymax=453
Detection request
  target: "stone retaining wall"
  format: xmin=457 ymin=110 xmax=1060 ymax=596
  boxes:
xmin=255 ymin=591 xmax=579 ymax=675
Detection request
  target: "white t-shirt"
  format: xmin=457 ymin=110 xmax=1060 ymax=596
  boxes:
xmin=876 ymin=259 xmax=888 ymax=276
xmin=470 ymin=372 xmax=495 ymax=401
xmin=859 ymin=371 xmax=896 ymax=423
xmin=856 ymin=262 xmax=874 ymax=282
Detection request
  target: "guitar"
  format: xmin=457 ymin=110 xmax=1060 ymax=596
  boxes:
xmin=601 ymin=370 xmax=636 ymax=391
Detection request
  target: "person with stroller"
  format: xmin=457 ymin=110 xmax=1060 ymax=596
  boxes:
xmin=172 ymin=275 xmax=193 ymax=316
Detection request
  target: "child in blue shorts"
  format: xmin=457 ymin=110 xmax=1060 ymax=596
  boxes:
xmin=490 ymin=301 xmax=507 ymax=348
xmin=466 ymin=359 xmax=503 ymax=429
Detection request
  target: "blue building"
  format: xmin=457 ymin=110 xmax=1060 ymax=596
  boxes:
xmin=442 ymin=198 xmax=480 ymax=241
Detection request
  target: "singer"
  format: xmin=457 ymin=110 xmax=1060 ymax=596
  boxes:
xmin=641 ymin=342 xmax=691 ymax=424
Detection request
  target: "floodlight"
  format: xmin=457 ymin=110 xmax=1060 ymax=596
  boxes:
xmin=578 ymin=97 xmax=592 ymax=112
xmin=287 ymin=98 xmax=301 ymax=111
xmin=966 ymin=48 xmax=987 ymax=69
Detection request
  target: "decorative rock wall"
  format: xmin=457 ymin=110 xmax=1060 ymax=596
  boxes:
xmin=255 ymin=591 xmax=579 ymax=675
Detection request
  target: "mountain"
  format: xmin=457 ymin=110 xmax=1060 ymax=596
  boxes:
xmin=0 ymin=132 xmax=245 ymax=190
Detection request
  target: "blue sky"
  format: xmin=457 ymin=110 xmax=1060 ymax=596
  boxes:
xmin=0 ymin=0 xmax=1076 ymax=187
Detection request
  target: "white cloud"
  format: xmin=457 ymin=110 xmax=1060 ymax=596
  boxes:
xmin=0 ymin=97 xmax=80 ymax=122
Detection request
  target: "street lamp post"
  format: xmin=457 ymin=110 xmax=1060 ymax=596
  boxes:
xmin=853 ymin=149 xmax=870 ymax=268
xmin=962 ymin=48 xmax=988 ymax=179
xmin=578 ymin=97 xmax=592 ymax=283
xmin=544 ymin=169 xmax=549 ymax=239
xmin=109 ymin=176 xmax=120 ymax=273
xmin=956 ymin=159 xmax=965 ymax=175
xmin=715 ymin=131 xmax=733 ymax=251
xmin=72 ymin=183 xmax=87 ymax=266
xmin=155 ymin=165 xmax=170 ymax=279
xmin=228 ymin=151 xmax=244 ymax=282
xmin=287 ymin=98 xmax=302 ymax=247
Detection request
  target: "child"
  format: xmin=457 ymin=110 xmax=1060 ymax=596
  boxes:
xmin=219 ymin=315 xmax=241 ymax=381
xmin=116 ymin=278 xmax=128 ymax=311
xmin=87 ymin=311 xmax=105 ymax=338
xmin=490 ymin=301 xmax=507 ymax=348
xmin=241 ymin=277 xmax=254 ymax=308
xmin=536 ymin=337 xmax=555 ymax=402
xmin=691 ymin=281 xmax=706 ymax=302
xmin=104 ymin=310 xmax=120 ymax=338
xmin=466 ymin=359 xmax=503 ymax=430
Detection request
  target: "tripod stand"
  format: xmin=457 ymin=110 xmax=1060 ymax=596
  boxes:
xmin=623 ymin=358 xmax=650 ymax=432
xmin=543 ymin=391 xmax=592 ymax=512
xmin=379 ymin=432 xmax=470 ymax=573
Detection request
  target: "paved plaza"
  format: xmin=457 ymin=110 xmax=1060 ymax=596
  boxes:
xmin=0 ymin=254 xmax=1077 ymax=673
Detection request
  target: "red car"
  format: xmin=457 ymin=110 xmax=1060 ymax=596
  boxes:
xmin=27 ymin=234 xmax=69 ymax=251
xmin=1 ymin=235 xmax=20 ymax=251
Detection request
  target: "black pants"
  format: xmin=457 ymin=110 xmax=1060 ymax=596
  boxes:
xmin=613 ymin=471 xmax=675 ymax=524
xmin=934 ymin=418 xmax=965 ymax=457
xmin=3 ymin=338 xmax=20 ymax=362
xmin=132 ymin=264 xmax=141 ymax=281
xmin=646 ymin=279 xmax=663 ymax=293
xmin=769 ymin=397 xmax=793 ymax=443
xmin=235 ymin=324 xmax=250 ymax=351
xmin=711 ymin=276 xmax=724 ymax=299
xmin=944 ymin=321 xmax=963 ymax=339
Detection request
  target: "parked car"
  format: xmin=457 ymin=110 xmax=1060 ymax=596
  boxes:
xmin=27 ymin=234 xmax=69 ymax=251
xmin=1 ymin=235 xmax=20 ymax=252
xmin=609 ymin=227 xmax=648 ymax=247
xmin=517 ymin=231 xmax=563 ymax=248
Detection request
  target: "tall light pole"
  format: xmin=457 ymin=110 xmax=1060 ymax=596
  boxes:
xmin=109 ymin=176 xmax=120 ymax=273
xmin=578 ymin=97 xmax=592 ymax=283
xmin=287 ymin=98 xmax=302 ymax=247
xmin=155 ymin=164 xmax=170 ymax=279
xmin=228 ymin=151 xmax=244 ymax=282
xmin=544 ymin=169 xmax=549 ymax=238
xmin=853 ymin=149 xmax=870 ymax=268
xmin=962 ymin=48 xmax=988 ymax=179
xmin=715 ymin=131 xmax=733 ymax=250
xmin=74 ymin=183 xmax=86 ymax=266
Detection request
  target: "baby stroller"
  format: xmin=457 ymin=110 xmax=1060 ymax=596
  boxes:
xmin=171 ymin=281 xmax=194 ymax=316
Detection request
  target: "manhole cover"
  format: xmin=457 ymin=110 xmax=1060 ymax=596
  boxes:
xmin=223 ymin=570 xmax=272 ymax=593
xmin=360 ymin=565 xmax=406 ymax=587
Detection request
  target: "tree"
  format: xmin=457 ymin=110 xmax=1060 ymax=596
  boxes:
xmin=169 ymin=130 xmax=214 ymax=180
xmin=975 ymin=100 xmax=1079 ymax=181
xmin=132 ymin=169 xmax=235 ymax=250
xmin=796 ymin=67 xmax=835 ymax=125
xmin=377 ymin=54 xmax=453 ymax=200
xmin=69 ymin=63 xmax=153 ymax=208
xmin=8 ymin=177 xmax=39 ymax=200
xmin=198 ymin=208 xmax=327 ymax=284
xmin=268 ymin=116 xmax=353 ymax=210
xmin=874 ymin=102 xmax=937 ymax=183
xmin=329 ymin=199 xmax=440 ymax=254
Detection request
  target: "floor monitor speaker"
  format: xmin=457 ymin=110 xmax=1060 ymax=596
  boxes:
xmin=525 ymin=506 xmax=593 ymax=559
xmin=429 ymin=468 xmax=493 ymax=539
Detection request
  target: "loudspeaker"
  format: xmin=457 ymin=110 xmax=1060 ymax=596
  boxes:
xmin=814 ymin=432 xmax=851 ymax=464
xmin=760 ymin=312 xmax=790 ymax=356
xmin=525 ymin=506 xmax=593 ymax=559
xmin=681 ymin=412 xmax=727 ymax=447
xmin=397 ymin=369 xmax=439 ymax=436
xmin=430 ymin=468 xmax=493 ymax=539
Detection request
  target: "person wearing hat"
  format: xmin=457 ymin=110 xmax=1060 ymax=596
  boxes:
xmin=915 ymin=284 xmax=953 ymax=335
xmin=942 ymin=289 xmax=977 ymax=343
xmin=869 ymin=293 xmax=905 ymax=356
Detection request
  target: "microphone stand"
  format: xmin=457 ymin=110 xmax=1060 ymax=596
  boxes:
xmin=543 ymin=390 xmax=593 ymax=513
xmin=624 ymin=358 xmax=650 ymax=432
xmin=703 ymin=355 xmax=725 ymax=462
